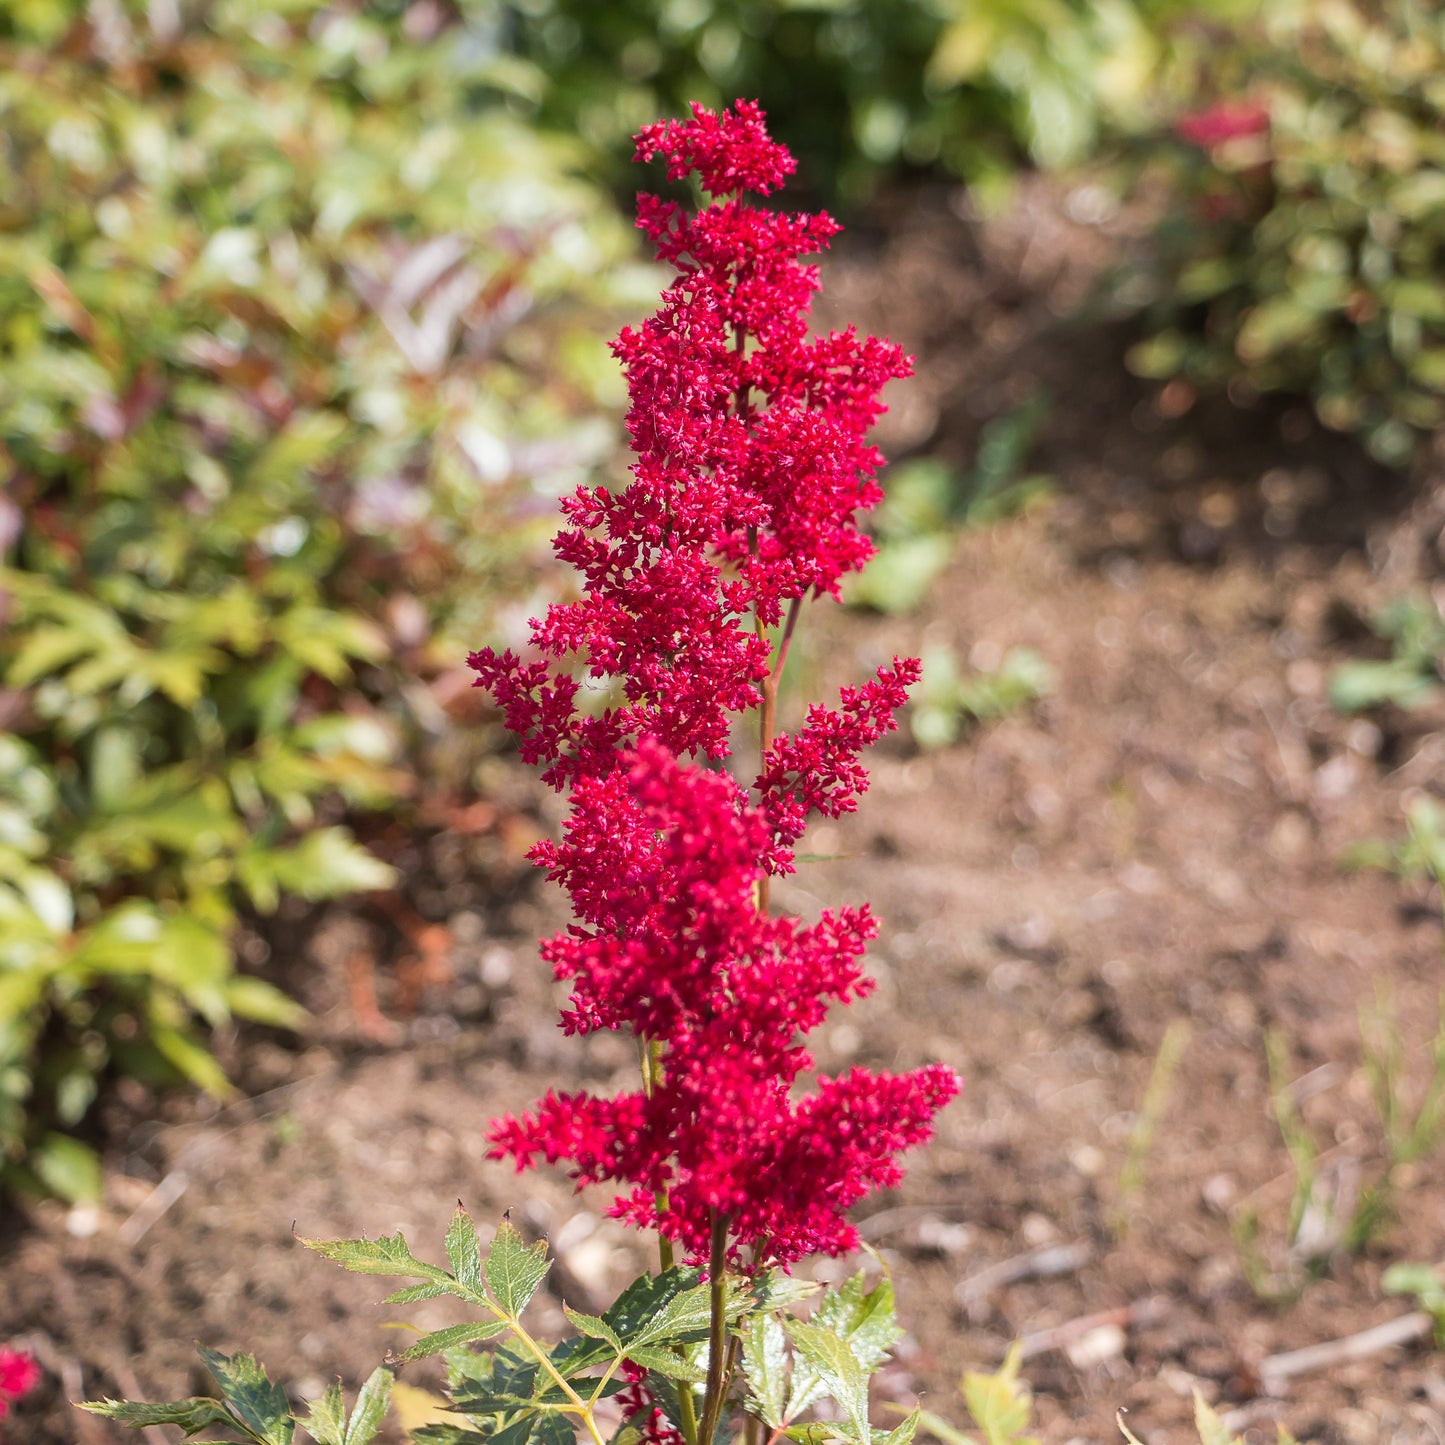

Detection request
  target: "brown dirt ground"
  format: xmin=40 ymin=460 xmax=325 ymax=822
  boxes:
xmin=7 ymin=179 xmax=1445 ymax=1445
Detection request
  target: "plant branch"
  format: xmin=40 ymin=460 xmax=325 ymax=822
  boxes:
xmin=697 ymin=1212 xmax=732 ymax=1445
xmin=508 ymin=1320 xmax=608 ymax=1445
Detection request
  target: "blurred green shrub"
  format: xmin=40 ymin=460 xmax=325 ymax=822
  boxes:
xmin=0 ymin=0 xmax=636 ymax=1197
xmin=496 ymin=0 xmax=1237 ymax=202
xmin=1330 ymin=597 xmax=1445 ymax=713
xmin=1128 ymin=0 xmax=1445 ymax=466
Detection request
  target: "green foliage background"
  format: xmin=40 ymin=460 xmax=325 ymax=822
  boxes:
xmin=1127 ymin=0 xmax=1445 ymax=465
xmin=497 ymin=0 xmax=1235 ymax=202
xmin=0 ymin=0 xmax=640 ymax=1198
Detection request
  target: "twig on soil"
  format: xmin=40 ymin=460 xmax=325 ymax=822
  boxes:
xmin=1217 ymin=1399 xmax=1287 ymax=1436
xmin=1260 ymin=1310 xmax=1433 ymax=1387
xmin=856 ymin=1201 xmax=972 ymax=1241
xmin=1015 ymin=1296 xmax=1168 ymax=1362
xmin=117 ymin=1170 xmax=189 ymax=1247
xmin=956 ymin=1240 xmax=1092 ymax=1320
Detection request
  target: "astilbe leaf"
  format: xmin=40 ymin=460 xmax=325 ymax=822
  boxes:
xmin=197 ymin=1348 xmax=294 ymax=1445
xmin=741 ymin=1311 xmax=789 ymax=1429
xmin=299 ymin=1230 xmax=449 ymax=1283
xmin=300 ymin=1383 xmax=349 ymax=1445
xmin=446 ymin=1207 xmax=485 ymax=1295
xmin=484 ymin=1220 xmax=552 ymax=1318
xmin=394 ymin=1322 xmax=510 ymax=1365
xmin=79 ymin=1398 xmax=245 ymax=1436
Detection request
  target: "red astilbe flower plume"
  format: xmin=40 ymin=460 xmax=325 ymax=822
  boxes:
xmin=473 ymin=102 xmax=957 ymax=1268
xmin=0 ymin=1347 xmax=39 ymax=1434
xmin=468 ymin=98 xmax=912 ymax=786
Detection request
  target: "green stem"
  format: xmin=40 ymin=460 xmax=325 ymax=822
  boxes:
xmin=509 ymin=1320 xmax=608 ymax=1445
xmin=697 ymin=1213 xmax=732 ymax=1445
xmin=676 ymin=1372 xmax=702 ymax=1445
xmin=643 ymin=1037 xmax=677 ymax=1274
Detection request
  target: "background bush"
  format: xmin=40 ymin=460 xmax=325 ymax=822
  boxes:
xmin=1127 ymin=0 xmax=1445 ymax=466
xmin=0 ymin=0 xmax=639 ymax=1199
xmin=497 ymin=0 xmax=1240 ymax=203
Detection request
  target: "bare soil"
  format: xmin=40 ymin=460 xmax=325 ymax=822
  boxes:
xmin=7 ymin=179 xmax=1445 ymax=1445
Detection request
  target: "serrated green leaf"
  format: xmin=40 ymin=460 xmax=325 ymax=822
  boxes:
xmin=812 ymin=1277 xmax=901 ymax=1372
xmin=300 ymin=1383 xmax=348 ymax=1445
xmin=394 ymin=1322 xmax=508 ymax=1364
xmin=532 ymin=1413 xmax=580 ymax=1445
xmin=198 ymin=1348 xmax=294 ymax=1445
xmin=961 ymin=1344 xmax=1036 ymax=1445
xmin=412 ymin=1428 xmax=492 ymax=1445
xmin=787 ymin=1275 xmax=901 ymax=1421
xmin=344 ymin=1367 xmax=394 ymax=1445
xmin=742 ymin=1311 xmax=789 ymax=1428
xmin=79 ymin=1397 xmax=244 ymax=1435
xmin=620 ymin=1345 xmax=707 ymax=1383
xmin=563 ymin=1307 xmax=622 ymax=1353
xmin=447 ymin=1208 xmax=484 ymax=1294
xmin=629 ymin=1282 xmax=717 ymax=1348
xmin=385 ymin=1281 xmax=454 ymax=1305
xmin=602 ymin=1269 xmax=702 ymax=1341
xmin=484 ymin=1221 xmax=552 ymax=1319
xmin=883 ymin=1407 xmax=923 ymax=1445
xmin=301 ymin=1230 xmax=450 ymax=1283
xmin=751 ymin=1271 xmax=821 ymax=1313
xmin=787 ymin=1320 xmax=869 ymax=1443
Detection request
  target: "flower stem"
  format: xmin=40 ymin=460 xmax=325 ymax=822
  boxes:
xmin=509 ymin=1320 xmax=608 ymax=1445
xmin=697 ymin=1211 xmax=732 ymax=1445
xmin=641 ymin=1036 xmax=677 ymax=1274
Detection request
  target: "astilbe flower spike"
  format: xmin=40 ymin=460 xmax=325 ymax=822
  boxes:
xmin=470 ymin=100 xmax=957 ymax=1270
xmin=0 ymin=1347 xmax=39 ymax=1434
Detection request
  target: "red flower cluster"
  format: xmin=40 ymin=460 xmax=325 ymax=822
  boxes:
xmin=472 ymin=101 xmax=957 ymax=1267
xmin=471 ymin=98 xmax=910 ymax=792
xmin=1175 ymin=99 xmax=1270 ymax=151
xmin=0 ymin=1348 xmax=39 ymax=1431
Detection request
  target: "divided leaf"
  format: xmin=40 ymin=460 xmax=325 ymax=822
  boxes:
xmin=961 ymin=1345 xmax=1037 ymax=1445
xmin=301 ymin=1231 xmax=450 ymax=1284
xmin=786 ymin=1274 xmax=898 ymax=1421
xmin=601 ymin=1268 xmax=703 ymax=1342
xmin=787 ymin=1321 xmax=869 ymax=1444
xmin=344 ymin=1367 xmax=396 ymax=1445
xmin=884 ymin=1408 xmax=923 ymax=1445
xmin=300 ymin=1384 xmax=349 ymax=1445
xmin=742 ymin=1310 xmax=790 ymax=1429
xmin=752 ymin=1271 xmax=821 ymax=1313
xmin=447 ymin=1208 xmax=484 ymax=1295
xmin=79 ymin=1398 xmax=244 ymax=1435
xmin=628 ymin=1281 xmax=717 ymax=1348
xmin=621 ymin=1345 xmax=708 ymax=1383
xmin=394 ymin=1322 xmax=509 ymax=1366
xmin=562 ymin=1308 xmax=623 ymax=1353
xmin=386 ymin=1282 xmax=457 ymax=1306
xmin=811 ymin=1276 xmax=901 ymax=1371
xmin=198 ymin=1348 xmax=295 ymax=1445
xmin=485 ymin=1221 xmax=552 ymax=1318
